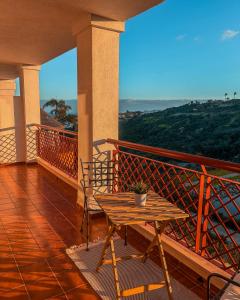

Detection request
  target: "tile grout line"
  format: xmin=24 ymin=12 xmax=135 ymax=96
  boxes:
xmin=25 ymin=174 xmax=79 ymax=232
xmin=7 ymin=171 xmax=67 ymax=254
xmin=45 ymin=260 xmax=69 ymax=299
xmin=0 ymin=218 xmax=31 ymax=300
xmin=0 ymin=166 xmax=88 ymax=299
xmin=4 ymin=166 xmax=83 ymax=299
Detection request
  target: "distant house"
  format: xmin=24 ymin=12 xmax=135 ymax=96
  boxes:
xmin=40 ymin=109 xmax=64 ymax=129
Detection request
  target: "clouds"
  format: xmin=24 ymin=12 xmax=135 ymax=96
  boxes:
xmin=176 ymin=34 xmax=187 ymax=41
xmin=176 ymin=29 xmax=240 ymax=43
xmin=221 ymin=29 xmax=239 ymax=41
xmin=176 ymin=34 xmax=201 ymax=43
xmin=193 ymin=36 xmax=201 ymax=42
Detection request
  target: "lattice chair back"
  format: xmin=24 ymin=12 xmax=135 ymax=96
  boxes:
xmin=80 ymin=159 xmax=116 ymax=197
xmin=80 ymin=158 xmax=129 ymax=251
xmin=80 ymin=158 xmax=117 ymax=250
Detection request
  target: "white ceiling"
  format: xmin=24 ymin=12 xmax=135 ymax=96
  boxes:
xmin=0 ymin=0 xmax=164 ymax=80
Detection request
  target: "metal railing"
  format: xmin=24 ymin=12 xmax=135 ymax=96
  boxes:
xmin=36 ymin=125 xmax=78 ymax=179
xmin=0 ymin=124 xmax=39 ymax=164
xmin=108 ymin=139 xmax=240 ymax=273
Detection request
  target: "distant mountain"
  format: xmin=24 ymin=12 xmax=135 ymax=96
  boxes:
xmin=41 ymin=99 xmax=208 ymax=114
xmin=119 ymin=99 xmax=206 ymax=112
xmin=120 ymin=99 xmax=240 ymax=162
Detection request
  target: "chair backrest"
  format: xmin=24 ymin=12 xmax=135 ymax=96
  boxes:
xmin=80 ymin=159 xmax=116 ymax=195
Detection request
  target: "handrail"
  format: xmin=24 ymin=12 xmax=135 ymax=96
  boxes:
xmin=36 ymin=123 xmax=78 ymax=179
xmin=34 ymin=123 xmax=78 ymax=137
xmin=107 ymin=138 xmax=240 ymax=173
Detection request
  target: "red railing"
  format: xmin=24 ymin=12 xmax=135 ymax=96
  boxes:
xmin=108 ymin=139 xmax=240 ymax=273
xmin=36 ymin=125 xmax=78 ymax=179
xmin=34 ymin=126 xmax=239 ymax=272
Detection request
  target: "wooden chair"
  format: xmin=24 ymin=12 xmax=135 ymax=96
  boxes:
xmin=207 ymin=270 xmax=240 ymax=299
xmin=80 ymin=159 xmax=127 ymax=250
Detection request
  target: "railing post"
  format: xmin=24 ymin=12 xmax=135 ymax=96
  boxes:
xmin=112 ymin=147 xmax=119 ymax=193
xmin=195 ymin=173 xmax=205 ymax=253
xmin=36 ymin=127 xmax=40 ymax=157
xmin=201 ymin=176 xmax=211 ymax=256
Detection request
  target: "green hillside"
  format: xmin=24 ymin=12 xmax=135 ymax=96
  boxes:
xmin=119 ymin=99 xmax=240 ymax=162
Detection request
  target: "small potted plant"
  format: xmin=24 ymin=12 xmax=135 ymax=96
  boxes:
xmin=130 ymin=181 xmax=150 ymax=207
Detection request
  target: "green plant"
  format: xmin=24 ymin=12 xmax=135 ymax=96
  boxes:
xmin=130 ymin=181 xmax=150 ymax=194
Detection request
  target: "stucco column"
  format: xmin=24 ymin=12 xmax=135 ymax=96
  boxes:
xmin=19 ymin=65 xmax=41 ymax=161
xmin=0 ymin=80 xmax=18 ymax=163
xmin=75 ymin=15 xmax=124 ymax=162
xmin=74 ymin=14 xmax=124 ymax=204
xmin=0 ymin=80 xmax=16 ymax=129
xmin=19 ymin=65 xmax=41 ymax=126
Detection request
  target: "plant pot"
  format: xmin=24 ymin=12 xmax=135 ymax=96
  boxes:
xmin=134 ymin=193 xmax=147 ymax=207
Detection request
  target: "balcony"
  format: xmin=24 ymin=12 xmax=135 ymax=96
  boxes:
xmin=0 ymin=124 xmax=239 ymax=299
xmin=0 ymin=2 xmax=239 ymax=298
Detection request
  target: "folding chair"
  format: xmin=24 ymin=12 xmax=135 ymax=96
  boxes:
xmin=80 ymin=159 xmax=127 ymax=250
xmin=207 ymin=269 xmax=240 ymax=299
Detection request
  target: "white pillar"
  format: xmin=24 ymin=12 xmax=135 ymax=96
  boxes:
xmin=0 ymin=80 xmax=16 ymax=129
xmin=74 ymin=14 xmax=124 ymax=204
xmin=0 ymin=80 xmax=18 ymax=163
xmin=19 ymin=65 xmax=41 ymax=126
xmin=19 ymin=65 xmax=41 ymax=161
xmin=75 ymin=15 xmax=124 ymax=162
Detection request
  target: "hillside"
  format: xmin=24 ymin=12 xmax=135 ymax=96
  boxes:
xmin=119 ymin=99 xmax=240 ymax=162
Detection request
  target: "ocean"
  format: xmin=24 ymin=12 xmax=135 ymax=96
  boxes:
xmin=41 ymin=99 xmax=206 ymax=115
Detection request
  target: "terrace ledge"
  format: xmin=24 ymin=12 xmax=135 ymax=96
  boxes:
xmin=37 ymin=157 xmax=78 ymax=190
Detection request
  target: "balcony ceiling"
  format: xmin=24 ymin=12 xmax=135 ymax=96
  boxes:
xmin=0 ymin=0 xmax=164 ymax=80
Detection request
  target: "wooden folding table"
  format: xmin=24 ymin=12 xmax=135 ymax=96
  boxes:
xmin=95 ymin=191 xmax=189 ymax=300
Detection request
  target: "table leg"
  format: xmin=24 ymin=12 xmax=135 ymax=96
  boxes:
xmin=110 ymin=235 xmax=121 ymax=300
xmin=154 ymin=221 xmax=173 ymax=300
xmin=96 ymin=224 xmax=116 ymax=272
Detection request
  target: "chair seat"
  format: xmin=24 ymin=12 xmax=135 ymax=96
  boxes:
xmin=87 ymin=196 xmax=102 ymax=211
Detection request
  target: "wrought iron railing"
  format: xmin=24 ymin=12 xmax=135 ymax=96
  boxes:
xmin=36 ymin=125 xmax=78 ymax=179
xmin=108 ymin=139 xmax=240 ymax=273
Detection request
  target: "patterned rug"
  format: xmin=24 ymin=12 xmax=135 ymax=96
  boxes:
xmin=66 ymin=239 xmax=201 ymax=300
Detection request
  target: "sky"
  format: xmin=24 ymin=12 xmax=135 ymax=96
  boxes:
xmin=23 ymin=0 xmax=240 ymax=100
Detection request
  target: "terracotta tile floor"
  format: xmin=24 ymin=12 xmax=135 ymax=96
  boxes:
xmin=0 ymin=164 xmax=105 ymax=299
xmin=0 ymin=164 xmax=206 ymax=299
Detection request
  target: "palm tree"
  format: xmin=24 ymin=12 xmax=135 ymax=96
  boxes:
xmin=65 ymin=114 xmax=78 ymax=131
xmin=224 ymin=93 xmax=228 ymax=100
xmin=43 ymin=98 xmax=58 ymax=114
xmin=43 ymin=98 xmax=72 ymax=124
xmin=234 ymin=91 xmax=237 ymax=99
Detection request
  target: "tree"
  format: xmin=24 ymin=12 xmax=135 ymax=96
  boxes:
xmin=65 ymin=114 xmax=78 ymax=131
xmin=234 ymin=91 xmax=237 ymax=99
xmin=43 ymin=98 xmax=72 ymax=124
xmin=224 ymin=93 xmax=228 ymax=100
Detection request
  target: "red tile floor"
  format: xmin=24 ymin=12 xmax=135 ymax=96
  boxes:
xmin=0 ymin=164 xmax=206 ymax=299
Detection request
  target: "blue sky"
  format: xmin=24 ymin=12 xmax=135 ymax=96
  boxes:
xmin=26 ymin=0 xmax=240 ymax=100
